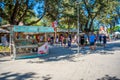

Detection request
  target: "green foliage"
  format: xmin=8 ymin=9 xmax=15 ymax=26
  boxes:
xmin=112 ymin=26 xmax=120 ymax=31
xmin=0 ymin=0 xmax=119 ymax=33
xmin=96 ymin=0 xmax=119 ymax=25
xmin=0 ymin=0 xmax=44 ymax=25
xmin=107 ymin=26 xmax=120 ymax=33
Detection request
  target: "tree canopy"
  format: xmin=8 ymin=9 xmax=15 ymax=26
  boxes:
xmin=0 ymin=0 xmax=119 ymax=32
xmin=0 ymin=0 xmax=45 ymax=25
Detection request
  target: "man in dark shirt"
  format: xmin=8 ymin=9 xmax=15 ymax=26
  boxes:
xmin=80 ymin=34 xmax=85 ymax=49
xmin=103 ymin=34 xmax=107 ymax=47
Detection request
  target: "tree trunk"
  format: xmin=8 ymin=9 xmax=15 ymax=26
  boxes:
xmin=84 ymin=20 xmax=89 ymax=32
xmin=10 ymin=0 xmax=19 ymax=25
xmin=89 ymin=19 xmax=94 ymax=31
xmin=26 ymin=11 xmax=46 ymax=25
xmin=68 ymin=17 xmax=70 ymax=34
xmin=110 ymin=23 xmax=113 ymax=33
xmin=80 ymin=24 xmax=83 ymax=32
xmin=17 ymin=0 xmax=29 ymax=25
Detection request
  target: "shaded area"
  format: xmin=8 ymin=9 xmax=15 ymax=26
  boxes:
xmin=26 ymin=45 xmax=80 ymax=63
xmin=0 ymin=52 xmax=10 ymax=57
xmin=106 ymin=41 xmax=120 ymax=50
xmin=78 ymin=40 xmax=120 ymax=55
xmin=0 ymin=40 xmax=118 ymax=62
xmin=97 ymin=75 xmax=120 ymax=80
xmin=95 ymin=41 xmax=120 ymax=55
xmin=16 ymin=53 xmax=47 ymax=60
xmin=26 ymin=40 xmax=120 ymax=63
xmin=17 ymin=46 xmax=77 ymax=62
xmin=0 ymin=59 xmax=10 ymax=62
xmin=38 ymin=46 xmax=76 ymax=62
xmin=42 ymin=74 xmax=52 ymax=80
xmin=0 ymin=72 xmax=39 ymax=80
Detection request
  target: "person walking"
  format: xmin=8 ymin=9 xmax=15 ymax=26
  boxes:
xmin=103 ymin=34 xmax=107 ymax=47
xmin=89 ymin=32 xmax=96 ymax=50
xmin=47 ymin=36 xmax=51 ymax=44
xmin=63 ymin=36 xmax=67 ymax=47
xmin=99 ymin=34 xmax=102 ymax=45
xmin=60 ymin=35 xmax=63 ymax=46
xmin=84 ymin=34 xmax=88 ymax=45
xmin=67 ymin=34 xmax=72 ymax=48
xmin=56 ymin=36 xmax=59 ymax=44
xmin=80 ymin=33 xmax=85 ymax=49
xmin=50 ymin=36 xmax=54 ymax=45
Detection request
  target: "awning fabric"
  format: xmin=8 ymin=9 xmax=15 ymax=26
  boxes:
xmin=13 ymin=26 xmax=54 ymax=33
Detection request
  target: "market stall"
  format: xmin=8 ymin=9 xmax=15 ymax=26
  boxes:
xmin=0 ymin=28 xmax=10 ymax=54
xmin=11 ymin=25 xmax=54 ymax=60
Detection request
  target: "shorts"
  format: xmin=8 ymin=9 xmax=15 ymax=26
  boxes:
xmin=90 ymin=42 xmax=94 ymax=46
xmin=80 ymin=40 xmax=84 ymax=45
xmin=103 ymin=40 xmax=106 ymax=44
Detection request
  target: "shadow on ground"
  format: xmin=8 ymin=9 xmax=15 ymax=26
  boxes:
xmin=26 ymin=40 xmax=120 ymax=63
xmin=37 ymin=46 xmax=77 ymax=62
xmin=0 ymin=60 xmax=10 ymax=62
xmin=95 ymin=41 xmax=120 ymax=55
xmin=0 ymin=72 xmax=40 ymax=80
xmin=0 ymin=72 xmax=53 ymax=80
xmin=42 ymin=74 xmax=52 ymax=80
xmin=97 ymin=75 xmax=120 ymax=80
xmin=79 ymin=40 xmax=120 ymax=55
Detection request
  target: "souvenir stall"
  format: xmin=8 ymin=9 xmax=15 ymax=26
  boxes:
xmin=57 ymin=28 xmax=77 ymax=43
xmin=0 ymin=28 xmax=10 ymax=54
xmin=11 ymin=25 xmax=54 ymax=60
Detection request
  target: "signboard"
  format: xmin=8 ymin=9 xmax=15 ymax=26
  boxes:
xmin=52 ymin=21 xmax=57 ymax=28
xmin=38 ymin=42 xmax=49 ymax=54
xmin=13 ymin=26 xmax=54 ymax=33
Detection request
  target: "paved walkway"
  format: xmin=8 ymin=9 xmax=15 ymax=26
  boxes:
xmin=0 ymin=40 xmax=120 ymax=80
